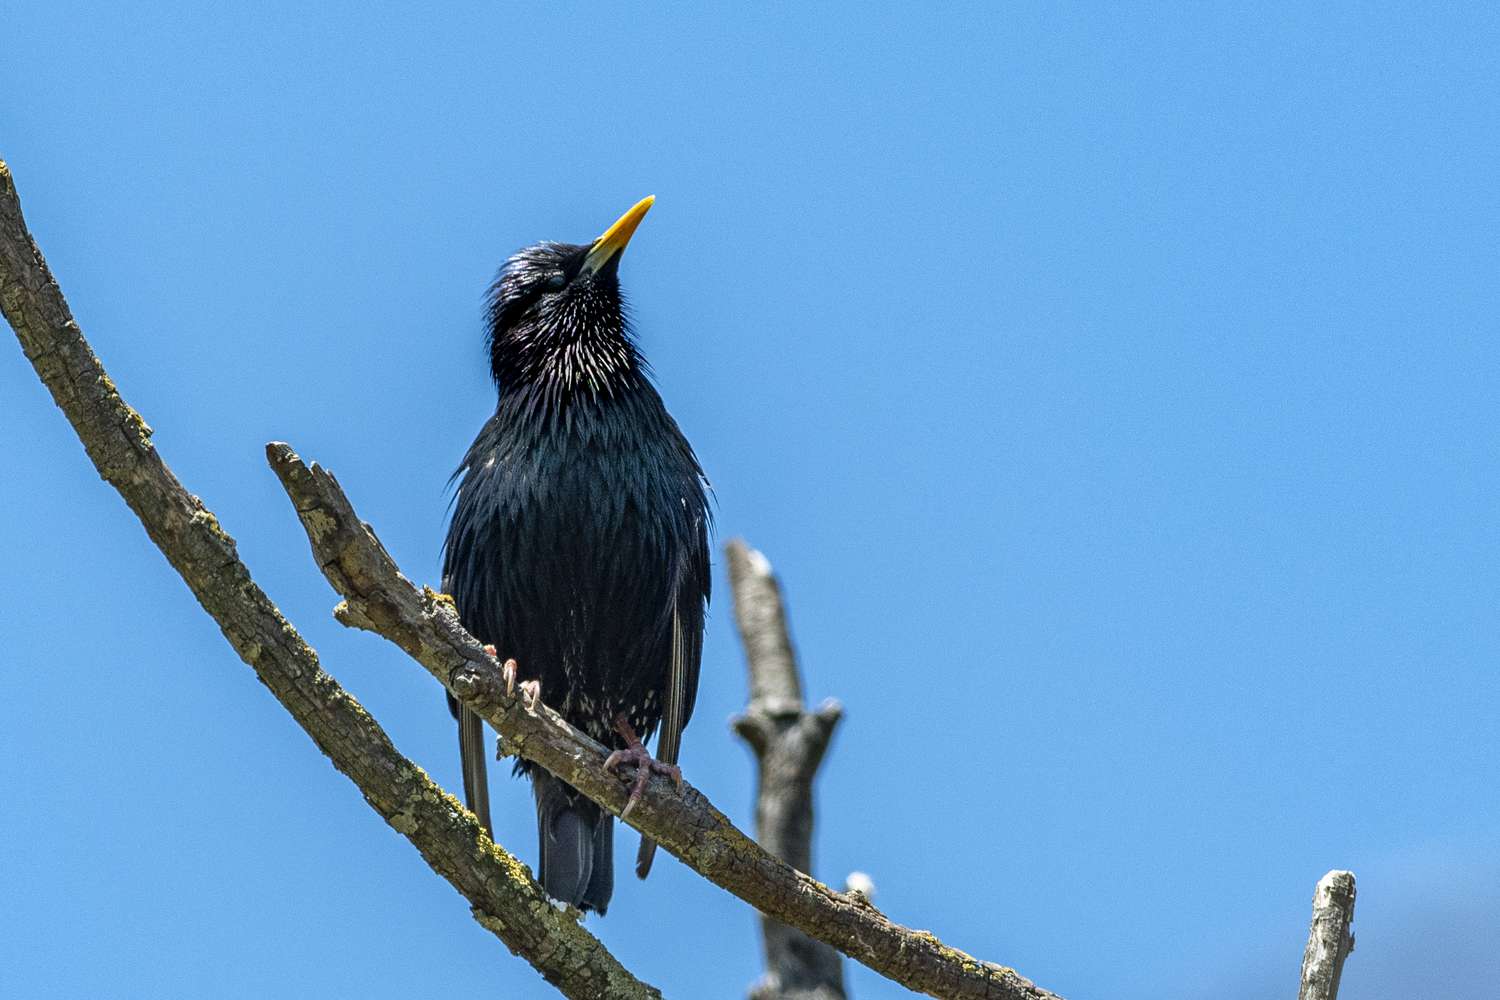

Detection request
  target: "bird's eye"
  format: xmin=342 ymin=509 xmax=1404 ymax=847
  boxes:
xmin=543 ymin=272 xmax=567 ymax=292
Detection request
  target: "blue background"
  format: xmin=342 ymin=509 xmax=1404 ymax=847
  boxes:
xmin=3 ymin=5 xmax=1496 ymax=997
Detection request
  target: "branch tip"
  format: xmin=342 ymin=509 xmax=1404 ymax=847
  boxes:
xmin=1299 ymin=869 xmax=1357 ymax=1000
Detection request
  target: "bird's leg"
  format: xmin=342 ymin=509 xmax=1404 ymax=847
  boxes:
xmin=604 ymin=713 xmax=682 ymax=819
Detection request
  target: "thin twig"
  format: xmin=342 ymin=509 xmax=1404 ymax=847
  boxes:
xmin=0 ymin=159 xmax=660 ymax=1000
xmin=727 ymin=539 xmax=847 ymax=1000
xmin=1299 ymin=870 xmax=1356 ymax=1000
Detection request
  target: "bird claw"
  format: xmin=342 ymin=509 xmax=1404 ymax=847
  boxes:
xmin=604 ymin=745 xmax=683 ymax=819
xmin=497 ymin=655 xmax=519 ymax=697
xmin=485 ymin=650 xmax=534 ymax=708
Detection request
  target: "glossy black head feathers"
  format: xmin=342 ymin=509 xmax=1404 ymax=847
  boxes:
xmin=485 ymin=241 xmax=641 ymax=396
xmin=485 ymin=194 xmax=657 ymax=400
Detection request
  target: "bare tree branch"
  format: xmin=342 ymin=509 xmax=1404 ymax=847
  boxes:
xmin=0 ymin=159 xmax=660 ymax=1000
xmin=4 ymin=151 xmax=1055 ymax=999
xmin=726 ymin=539 xmax=847 ymax=1000
xmin=266 ymin=444 xmax=1060 ymax=1000
xmin=3 ymin=155 xmax=1370 ymax=1000
xmin=1299 ymin=870 xmax=1356 ymax=1000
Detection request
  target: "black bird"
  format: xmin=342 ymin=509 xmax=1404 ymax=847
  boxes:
xmin=442 ymin=197 xmax=711 ymax=915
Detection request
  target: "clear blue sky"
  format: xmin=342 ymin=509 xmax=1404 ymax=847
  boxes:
xmin=3 ymin=4 xmax=1496 ymax=998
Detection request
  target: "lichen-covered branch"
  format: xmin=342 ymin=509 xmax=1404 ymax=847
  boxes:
xmin=1298 ymin=870 xmax=1356 ymax=1000
xmin=3 ymin=154 xmax=1055 ymax=1000
xmin=264 ymin=445 xmax=1063 ymax=1000
xmin=727 ymin=540 xmax=847 ymax=1000
xmin=0 ymin=159 xmax=660 ymax=1000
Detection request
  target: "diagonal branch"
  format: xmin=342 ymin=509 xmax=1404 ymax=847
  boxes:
xmin=3 ymin=155 xmax=1060 ymax=1000
xmin=727 ymin=539 xmax=847 ymax=1000
xmin=264 ymin=444 xmax=1062 ymax=1000
xmin=0 ymin=159 xmax=660 ymax=1000
xmin=4 ymin=153 xmax=1363 ymax=1000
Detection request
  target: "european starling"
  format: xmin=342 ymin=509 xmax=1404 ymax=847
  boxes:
xmin=442 ymin=197 xmax=711 ymax=915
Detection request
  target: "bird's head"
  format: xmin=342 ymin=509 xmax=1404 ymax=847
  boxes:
xmin=485 ymin=196 xmax=655 ymax=393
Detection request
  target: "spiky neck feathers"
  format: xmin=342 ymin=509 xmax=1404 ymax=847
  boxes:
xmin=486 ymin=241 xmax=644 ymax=400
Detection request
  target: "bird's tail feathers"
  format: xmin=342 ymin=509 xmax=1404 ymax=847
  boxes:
xmin=534 ymin=770 xmax=613 ymax=914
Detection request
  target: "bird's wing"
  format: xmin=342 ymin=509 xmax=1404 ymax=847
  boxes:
xmin=659 ymin=511 xmax=709 ymax=763
xmin=636 ymin=537 xmax=707 ymax=879
xmin=443 ymin=565 xmax=493 ymax=835
xmin=657 ymin=604 xmax=690 ymax=770
xmin=457 ymin=702 xmax=493 ymax=835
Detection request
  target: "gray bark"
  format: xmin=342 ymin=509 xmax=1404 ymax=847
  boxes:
xmin=13 ymin=155 xmax=1354 ymax=1000
xmin=1298 ymin=870 xmax=1356 ymax=1000
xmin=266 ymin=444 xmax=1061 ymax=1000
xmin=727 ymin=540 xmax=847 ymax=1000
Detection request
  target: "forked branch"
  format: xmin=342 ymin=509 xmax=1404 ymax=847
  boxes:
xmin=727 ymin=539 xmax=847 ymax=1000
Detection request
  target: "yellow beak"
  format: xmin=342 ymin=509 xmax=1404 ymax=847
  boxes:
xmin=582 ymin=195 xmax=655 ymax=273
